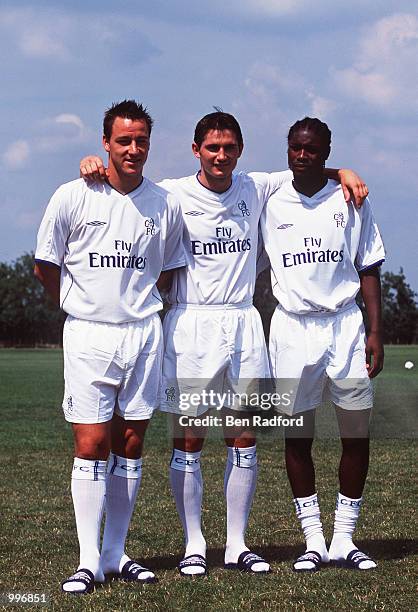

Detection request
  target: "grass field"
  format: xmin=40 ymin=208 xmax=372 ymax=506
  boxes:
xmin=0 ymin=346 xmax=416 ymax=611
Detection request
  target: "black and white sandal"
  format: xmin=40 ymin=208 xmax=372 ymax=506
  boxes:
xmin=178 ymin=554 xmax=207 ymax=577
xmin=61 ymin=568 xmax=95 ymax=595
xmin=293 ymin=551 xmax=322 ymax=572
xmin=225 ymin=551 xmax=271 ymax=574
xmin=120 ymin=560 xmax=157 ymax=583
xmin=344 ymin=549 xmax=377 ymax=570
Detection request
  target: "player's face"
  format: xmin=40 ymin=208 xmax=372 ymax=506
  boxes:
xmin=287 ymin=128 xmax=328 ymax=180
xmin=192 ymin=129 xmax=242 ymax=181
xmin=103 ymin=117 xmax=150 ymax=178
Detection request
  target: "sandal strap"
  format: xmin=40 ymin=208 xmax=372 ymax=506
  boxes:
xmin=179 ymin=554 xmax=206 ymax=569
xmin=295 ymin=551 xmax=322 ymax=564
xmin=347 ymin=550 xmax=373 ymax=564
xmin=121 ymin=560 xmax=154 ymax=579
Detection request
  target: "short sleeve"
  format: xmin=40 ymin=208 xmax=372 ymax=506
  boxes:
xmin=162 ymin=196 xmax=186 ymax=271
xmin=35 ymin=186 xmax=70 ymax=266
xmin=355 ymin=198 xmax=386 ymax=271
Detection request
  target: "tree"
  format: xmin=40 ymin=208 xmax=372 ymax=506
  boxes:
xmin=0 ymin=253 xmax=65 ymax=346
xmin=380 ymin=268 xmax=418 ymax=344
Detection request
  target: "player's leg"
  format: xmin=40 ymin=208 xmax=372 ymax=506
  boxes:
xmin=327 ymin=305 xmax=376 ymax=569
xmin=100 ymin=416 xmax=156 ymax=581
xmin=328 ymin=406 xmax=376 ymax=569
xmin=171 ymin=422 xmax=207 ymax=576
xmin=221 ymin=305 xmax=271 ymax=572
xmin=100 ymin=315 xmax=161 ymax=582
xmin=285 ymin=411 xmax=329 ymax=570
xmin=61 ymin=317 xmax=118 ymax=594
xmin=62 ymin=422 xmax=111 ymax=593
xmin=269 ymin=306 xmax=329 ymax=571
xmin=223 ymin=420 xmax=270 ymax=573
xmin=161 ymin=306 xmax=226 ymax=576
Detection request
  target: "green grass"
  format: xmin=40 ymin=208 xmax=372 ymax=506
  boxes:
xmin=0 ymin=347 xmax=416 ymax=611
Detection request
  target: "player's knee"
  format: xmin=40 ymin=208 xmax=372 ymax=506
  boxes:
xmin=285 ymin=437 xmax=313 ymax=461
xmin=224 ymin=434 xmax=256 ymax=448
xmin=73 ymin=430 xmax=110 ymax=460
xmin=75 ymin=443 xmax=110 ymax=460
xmin=173 ymin=437 xmax=204 ymax=453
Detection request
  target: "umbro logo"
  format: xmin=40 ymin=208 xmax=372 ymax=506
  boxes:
xmin=86 ymin=220 xmax=107 ymax=227
xmin=185 ymin=211 xmax=204 ymax=216
xmin=277 ymin=223 xmax=294 ymax=229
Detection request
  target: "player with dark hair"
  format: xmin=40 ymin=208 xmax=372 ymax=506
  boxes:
xmin=193 ymin=110 xmax=243 ymax=150
xmin=261 ymin=116 xmax=385 ymax=572
xmin=103 ymin=99 xmax=154 ymax=141
xmin=35 ymin=100 xmax=185 ymax=594
xmin=79 ymin=111 xmax=368 ymax=577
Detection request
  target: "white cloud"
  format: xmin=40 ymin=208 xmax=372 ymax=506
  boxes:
xmin=0 ymin=6 xmax=157 ymax=66
xmin=306 ymin=93 xmax=337 ymax=120
xmin=239 ymin=0 xmax=298 ymax=17
xmin=333 ymin=13 xmax=418 ymax=112
xmin=36 ymin=113 xmax=90 ymax=153
xmin=3 ymin=140 xmax=30 ymax=169
xmin=0 ymin=8 xmax=71 ymax=59
xmin=16 ymin=211 xmax=40 ymax=229
xmin=55 ymin=114 xmax=85 ymax=131
xmin=20 ymin=30 xmax=69 ymax=60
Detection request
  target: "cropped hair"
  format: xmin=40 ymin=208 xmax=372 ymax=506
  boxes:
xmin=103 ymin=99 xmax=153 ymax=140
xmin=288 ymin=117 xmax=331 ymax=150
xmin=194 ymin=109 xmax=243 ymax=149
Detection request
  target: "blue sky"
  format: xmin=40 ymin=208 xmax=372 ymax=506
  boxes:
xmin=1 ymin=1 xmax=417 ymax=290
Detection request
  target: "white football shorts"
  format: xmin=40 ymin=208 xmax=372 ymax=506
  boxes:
xmin=62 ymin=314 xmax=162 ymax=423
xmin=161 ymin=302 xmax=271 ymax=417
xmin=269 ymin=302 xmax=373 ymax=415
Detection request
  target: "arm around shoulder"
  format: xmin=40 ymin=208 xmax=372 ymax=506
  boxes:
xmin=324 ymin=168 xmax=368 ymax=207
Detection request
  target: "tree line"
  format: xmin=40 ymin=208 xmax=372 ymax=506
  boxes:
xmin=0 ymin=253 xmax=417 ymax=346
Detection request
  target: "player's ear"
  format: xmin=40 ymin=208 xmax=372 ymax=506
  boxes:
xmin=192 ymin=142 xmax=200 ymax=159
xmin=238 ymin=143 xmax=244 ymax=158
xmin=103 ymin=135 xmax=110 ymax=153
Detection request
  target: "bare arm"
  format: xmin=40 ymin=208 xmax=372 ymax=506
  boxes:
xmin=324 ymin=168 xmax=369 ymax=208
xmin=34 ymin=260 xmax=61 ymax=307
xmin=360 ymin=266 xmax=384 ymax=378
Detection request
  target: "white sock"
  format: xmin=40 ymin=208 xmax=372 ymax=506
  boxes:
xmin=293 ymin=493 xmax=329 ymax=569
xmin=100 ymin=453 xmax=143 ymax=575
xmin=65 ymin=458 xmax=106 ymax=591
xmin=224 ymin=445 xmax=268 ymax=571
xmin=329 ymin=493 xmax=375 ymax=568
xmin=170 ymin=449 xmax=206 ymax=575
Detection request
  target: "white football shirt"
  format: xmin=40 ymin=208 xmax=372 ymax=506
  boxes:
xmin=35 ymin=178 xmax=185 ymax=322
xmin=158 ymin=171 xmax=292 ymax=305
xmin=260 ymin=179 xmax=385 ymax=314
